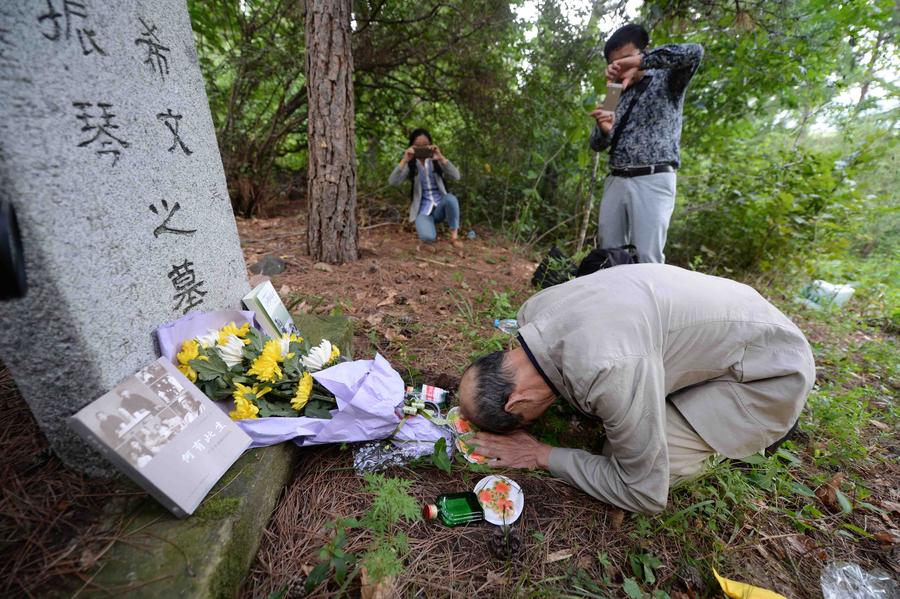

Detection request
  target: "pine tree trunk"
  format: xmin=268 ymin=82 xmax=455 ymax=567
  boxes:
xmin=305 ymin=0 xmax=358 ymax=263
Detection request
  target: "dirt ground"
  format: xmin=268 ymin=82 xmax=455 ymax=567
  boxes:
xmin=238 ymin=213 xmax=899 ymax=598
xmin=0 ymin=208 xmax=896 ymax=598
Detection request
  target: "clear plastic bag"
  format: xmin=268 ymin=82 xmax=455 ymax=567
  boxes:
xmin=820 ymin=562 xmax=899 ymax=599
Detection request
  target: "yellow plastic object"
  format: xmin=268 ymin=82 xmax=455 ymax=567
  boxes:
xmin=713 ymin=568 xmax=788 ymax=599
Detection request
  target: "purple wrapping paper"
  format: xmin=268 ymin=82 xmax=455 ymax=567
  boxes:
xmin=304 ymin=354 xmax=407 ymax=445
xmin=156 ymin=310 xmax=258 ymax=362
xmin=392 ymin=414 xmax=452 ymax=452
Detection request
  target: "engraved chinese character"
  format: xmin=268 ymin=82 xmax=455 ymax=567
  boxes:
xmin=134 ymin=17 xmax=169 ymax=80
xmin=181 ymin=450 xmax=195 ymax=463
xmin=156 ymin=109 xmax=192 ymax=155
xmin=149 ymin=200 xmax=196 ymax=238
xmin=214 ymin=422 xmax=225 ymax=432
xmin=203 ymin=431 xmax=214 ymax=443
xmin=168 ymin=259 xmax=207 ymax=314
xmin=38 ymin=0 xmax=105 ymax=56
xmin=192 ymin=440 xmax=205 ymax=452
xmin=72 ymin=102 xmax=129 ymax=166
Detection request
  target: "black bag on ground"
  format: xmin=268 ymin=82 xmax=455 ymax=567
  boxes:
xmin=531 ymin=245 xmax=638 ymax=289
xmin=531 ymin=246 xmax=577 ymax=289
xmin=575 ymin=245 xmax=639 ymax=277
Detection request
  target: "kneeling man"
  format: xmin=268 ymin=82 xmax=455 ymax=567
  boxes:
xmin=460 ymin=264 xmax=815 ymax=513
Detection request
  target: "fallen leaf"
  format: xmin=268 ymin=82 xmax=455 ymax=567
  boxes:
xmin=783 ymin=534 xmax=818 ymax=556
xmin=485 ymin=570 xmax=508 ymax=587
xmin=313 ymin=262 xmax=333 ymax=272
xmin=609 ymin=507 xmax=625 ymax=530
xmin=545 ymin=549 xmax=573 ymax=563
xmin=279 ymin=284 xmax=292 ymax=297
xmin=366 ymin=313 xmax=384 ymax=327
xmin=879 ymin=500 xmax=900 ymax=513
xmin=815 ymin=472 xmax=845 ymax=512
xmin=360 ymin=567 xmax=396 ymax=599
xmin=869 ymin=419 xmax=890 ymax=431
xmin=376 ymin=290 xmax=398 ymax=307
xmin=383 ymin=329 xmax=408 ymax=342
xmin=874 ymin=530 xmax=900 ymax=545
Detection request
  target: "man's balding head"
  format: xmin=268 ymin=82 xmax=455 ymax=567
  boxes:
xmin=458 ymin=351 xmax=523 ymax=433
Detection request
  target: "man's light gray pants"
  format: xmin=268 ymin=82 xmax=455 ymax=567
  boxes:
xmin=598 ymin=172 xmax=676 ymax=263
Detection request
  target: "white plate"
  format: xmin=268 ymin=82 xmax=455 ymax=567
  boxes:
xmin=474 ymin=475 xmax=524 ymax=525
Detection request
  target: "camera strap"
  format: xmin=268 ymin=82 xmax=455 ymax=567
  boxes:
xmin=607 ymin=76 xmax=651 ymax=159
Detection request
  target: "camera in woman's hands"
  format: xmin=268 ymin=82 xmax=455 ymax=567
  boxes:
xmin=413 ymin=146 xmax=434 ymax=160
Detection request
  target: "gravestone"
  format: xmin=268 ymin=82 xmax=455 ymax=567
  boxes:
xmin=0 ymin=1 xmax=249 ymax=475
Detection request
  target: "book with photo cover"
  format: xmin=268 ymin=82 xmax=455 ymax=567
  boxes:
xmin=68 ymin=358 xmax=252 ymax=518
xmin=242 ymin=279 xmax=300 ymax=339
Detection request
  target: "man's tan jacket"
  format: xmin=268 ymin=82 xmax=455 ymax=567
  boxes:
xmin=517 ymin=264 xmax=815 ymax=513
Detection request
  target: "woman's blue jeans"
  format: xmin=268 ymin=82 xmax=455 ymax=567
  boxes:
xmin=415 ymin=193 xmax=460 ymax=243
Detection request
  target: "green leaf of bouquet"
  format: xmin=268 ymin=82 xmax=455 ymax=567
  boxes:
xmin=432 ymin=437 xmax=451 ymax=474
xmin=256 ymin=398 xmax=297 ymax=417
xmin=192 ymin=354 xmax=229 ymax=380
xmin=304 ymin=399 xmax=334 ymax=420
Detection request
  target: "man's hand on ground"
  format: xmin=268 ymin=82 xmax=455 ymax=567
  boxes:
xmin=589 ymin=108 xmax=615 ymax=134
xmin=471 ymin=430 xmax=553 ymax=470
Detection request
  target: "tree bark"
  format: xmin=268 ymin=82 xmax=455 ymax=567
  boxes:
xmin=305 ymin=0 xmax=359 ymax=263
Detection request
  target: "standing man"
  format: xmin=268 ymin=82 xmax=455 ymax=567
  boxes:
xmin=590 ymin=24 xmax=703 ymax=264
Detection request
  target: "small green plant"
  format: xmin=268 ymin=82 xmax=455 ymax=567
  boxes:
xmin=304 ymin=473 xmax=421 ymax=592
xmin=431 ymin=437 xmax=452 ymax=474
xmin=304 ymin=517 xmax=358 ymax=593
xmin=629 ymin=552 xmax=662 ymax=585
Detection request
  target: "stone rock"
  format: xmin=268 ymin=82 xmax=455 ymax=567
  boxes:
xmin=59 ymin=444 xmax=299 ymax=598
xmin=0 ymin=1 xmax=249 ymax=475
xmin=249 ymin=254 xmax=286 ymax=276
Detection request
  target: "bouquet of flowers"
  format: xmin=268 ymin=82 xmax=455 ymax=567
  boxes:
xmin=155 ymin=310 xmax=449 ymax=450
xmin=172 ymin=320 xmax=341 ymax=421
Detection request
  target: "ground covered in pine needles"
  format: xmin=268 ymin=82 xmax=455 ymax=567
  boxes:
xmin=0 ymin=210 xmax=896 ymax=598
xmin=238 ymin=212 xmax=899 ymax=598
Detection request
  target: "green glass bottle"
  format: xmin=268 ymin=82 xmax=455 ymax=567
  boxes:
xmin=423 ymin=492 xmax=485 ymax=526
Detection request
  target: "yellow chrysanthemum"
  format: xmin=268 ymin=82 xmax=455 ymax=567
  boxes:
xmin=329 ymin=344 xmax=340 ymax=363
xmin=218 ymin=322 xmax=251 ymax=346
xmin=176 ymin=339 xmax=204 ymax=382
xmin=233 ymin=381 xmax=268 ymax=402
xmin=291 ymin=372 xmax=314 ymax=412
xmin=228 ymin=382 xmax=271 ymax=420
xmin=247 ymin=338 xmax=285 ymax=383
xmin=229 ymin=397 xmax=259 ymax=420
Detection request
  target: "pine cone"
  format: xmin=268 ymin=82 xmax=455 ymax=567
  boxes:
xmin=488 ymin=526 xmax=522 ymax=560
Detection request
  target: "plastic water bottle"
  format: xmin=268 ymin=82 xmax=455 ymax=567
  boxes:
xmin=798 ymin=280 xmax=855 ymax=309
xmin=467 ymin=230 xmax=477 ymax=240
xmin=494 ymin=318 xmax=518 ymax=335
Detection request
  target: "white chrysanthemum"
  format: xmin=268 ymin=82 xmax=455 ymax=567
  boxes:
xmin=217 ymin=335 xmax=245 ymax=368
xmin=196 ymin=329 xmax=219 ymax=349
xmin=279 ymin=333 xmax=297 ymax=357
xmin=301 ymin=339 xmax=332 ymax=372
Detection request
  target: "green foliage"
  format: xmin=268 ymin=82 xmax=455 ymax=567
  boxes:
xmin=304 ymin=517 xmax=358 ymax=594
xmin=431 ymin=437 xmax=452 ymax=474
xmin=629 ymin=552 xmax=663 ymax=585
xmin=304 ymin=473 xmax=422 ymax=591
xmin=360 ymin=473 xmax=421 ymax=535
